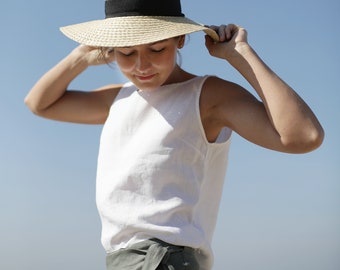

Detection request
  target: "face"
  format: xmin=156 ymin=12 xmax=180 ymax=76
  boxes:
xmin=113 ymin=37 xmax=183 ymax=91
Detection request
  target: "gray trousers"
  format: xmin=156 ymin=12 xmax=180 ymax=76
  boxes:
xmin=106 ymin=239 xmax=200 ymax=270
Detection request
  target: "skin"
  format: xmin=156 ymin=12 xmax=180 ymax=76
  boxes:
xmin=24 ymin=24 xmax=324 ymax=153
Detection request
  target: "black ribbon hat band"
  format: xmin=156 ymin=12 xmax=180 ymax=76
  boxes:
xmin=105 ymin=0 xmax=185 ymax=18
xmin=60 ymin=0 xmax=220 ymax=47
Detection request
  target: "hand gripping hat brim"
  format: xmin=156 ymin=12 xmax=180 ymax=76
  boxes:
xmin=60 ymin=0 xmax=219 ymax=47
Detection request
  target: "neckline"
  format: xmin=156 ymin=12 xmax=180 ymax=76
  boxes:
xmin=136 ymin=75 xmax=201 ymax=94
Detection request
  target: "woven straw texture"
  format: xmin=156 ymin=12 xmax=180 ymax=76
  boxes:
xmin=60 ymin=16 xmax=219 ymax=47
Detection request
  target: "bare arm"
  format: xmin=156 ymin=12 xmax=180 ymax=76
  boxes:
xmin=203 ymin=24 xmax=324 ymax=153
xmin=24 ymin=45 xmax=120 ymax=124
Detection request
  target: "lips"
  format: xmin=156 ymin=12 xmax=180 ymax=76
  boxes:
xmin=135 ymin=74 xmax=156 ymax=81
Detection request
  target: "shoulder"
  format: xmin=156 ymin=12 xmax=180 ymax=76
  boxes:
xmin=93 ymin=83 xmax=124 ymax=108
xmin=202 ymin=76 xmax=242 ymax=93
xmin=94 ymin=83 xmax=124 ymax=93
xmin=200 ymin=76 xmax=258 ymax=127
xmin=201 ymin=76 xmax=246 ymax=110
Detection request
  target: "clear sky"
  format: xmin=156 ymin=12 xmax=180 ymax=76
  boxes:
xmin=1 ymin=0 xmax=339 ymax=269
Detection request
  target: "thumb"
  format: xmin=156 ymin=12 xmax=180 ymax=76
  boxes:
xmin=205 ymin=35 xmax=217 ymax=55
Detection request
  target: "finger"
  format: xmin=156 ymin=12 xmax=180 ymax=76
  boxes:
xmin=226 ymin=24 xmax=242 ymax=40
xmin=206 ymin=25 xmax=219 ymax=32
xmin=217 ymin=25 xmax=228 ymax=42
xmin=206 ymin=25 xmax=223 ymax=41
xmin=204 ymin=35 xmax=214 ymax=47
xmin=210 ymin=24 xmax=234 ymax=42
xmin=204 ymin=35 xmax=218 ymax=56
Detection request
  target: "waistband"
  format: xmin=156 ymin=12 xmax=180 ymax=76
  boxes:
xmin=106 ymin=238 xmax=200 ymax=270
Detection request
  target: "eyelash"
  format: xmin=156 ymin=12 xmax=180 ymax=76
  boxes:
xmin=119 ymin=48 xmax=165 ymax=57
xmin=151 ymin=48 xmax=165 ymax=53
xmin=120 ymin=51 xmax=134 ymax=57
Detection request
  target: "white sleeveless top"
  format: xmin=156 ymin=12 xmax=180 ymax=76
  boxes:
xmin=96 ymin=76 xmax=232 ymax=269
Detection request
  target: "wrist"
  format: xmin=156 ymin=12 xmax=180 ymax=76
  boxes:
xmin=67 ymin=46 xmax=92 ymax=69
xmin=63 ymin=57 xmax=88 ymax=75
xmin=225 ymin=43 xmax=256 ymax=67
xmin=225 ymin=42 xmax=252 ymax=60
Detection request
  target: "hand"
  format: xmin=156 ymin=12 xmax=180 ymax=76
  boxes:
xmin=205 ymin=24 xmax=249 ymax=60
xmin=71 ymin=45 xmax=116 ymax=66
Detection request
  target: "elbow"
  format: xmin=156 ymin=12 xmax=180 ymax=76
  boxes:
xmin=300 ymin=128 xmax=324 ymax=153
xmin=282 ymin=127 xmax=325 ymax=154
xmin=24 ymin=95 xmax=36 ymax=114
xmin=24 ymin=95 xmax=44 ymax=116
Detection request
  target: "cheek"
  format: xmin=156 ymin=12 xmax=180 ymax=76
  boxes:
xmin=153 ymin=50 xmax=178 ymax=70
xmin=115 ymin=56 xmax=134 ymax=72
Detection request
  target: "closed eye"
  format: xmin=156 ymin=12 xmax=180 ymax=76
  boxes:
xmin=119 ymin=50 xmax=134 ymax=57
xmin=151 ymin=48 xmax=165 ymax=53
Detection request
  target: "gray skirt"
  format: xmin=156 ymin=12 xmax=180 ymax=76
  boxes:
xmin=106 ymin=238 xmax=201 ymax=270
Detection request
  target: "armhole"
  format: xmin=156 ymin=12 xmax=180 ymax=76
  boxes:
xmin=215 ymin=127 xmax=232 ymax=144
xmin=108 ymin=82 xmax=136 ymax=108
xmin=196 ymin=76 xmax=232 ymax=145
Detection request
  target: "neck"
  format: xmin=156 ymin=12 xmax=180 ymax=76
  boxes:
xmin=164 ymin=65 xmax=195 ymax=86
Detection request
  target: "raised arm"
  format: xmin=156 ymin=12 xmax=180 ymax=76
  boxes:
xmin=203 ymin=24 xmax=324 ymax=153
xmin=24 ymin=45 xmax=120 ymax=124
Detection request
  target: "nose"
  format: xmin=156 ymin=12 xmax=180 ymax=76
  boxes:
xmin=136 ymin=53 xmax=151 ymax=73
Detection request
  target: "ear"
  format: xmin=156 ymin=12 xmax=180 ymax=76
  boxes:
xmin=177 ymin=35 xmax=185 ymax=49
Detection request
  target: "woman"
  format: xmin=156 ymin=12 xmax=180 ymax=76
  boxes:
xmin=24 ymin=0 xmax=324 ymax=269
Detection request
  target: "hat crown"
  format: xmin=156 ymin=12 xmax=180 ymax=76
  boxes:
xmin=105 ymin=0 xmax=184 ymax=18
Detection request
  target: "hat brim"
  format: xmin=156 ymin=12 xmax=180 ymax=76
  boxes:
xmin=60 ymin=16 xmax=219 ymax=47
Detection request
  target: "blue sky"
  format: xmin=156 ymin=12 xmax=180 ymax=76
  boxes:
xmin=1 ymin=0 xmax=339 ymax=269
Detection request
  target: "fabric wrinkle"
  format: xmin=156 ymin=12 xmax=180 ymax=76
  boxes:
xmin=106 ymin=239 xmax=200 ymax=270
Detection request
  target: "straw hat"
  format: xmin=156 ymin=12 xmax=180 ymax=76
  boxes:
xmin=60 ymin=0 xmax=219 ymax=47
